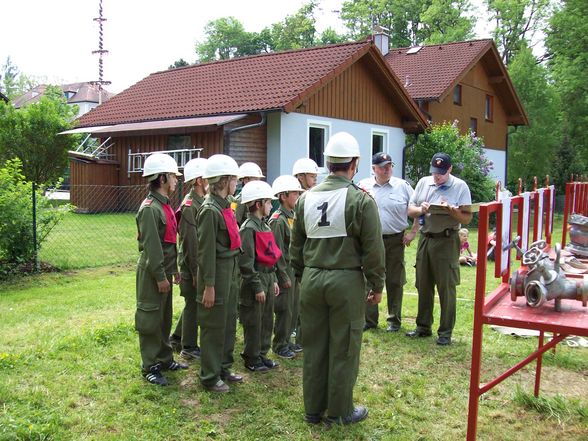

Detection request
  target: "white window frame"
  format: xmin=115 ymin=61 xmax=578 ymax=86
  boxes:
xmin=371 ymin=128 xmax=389 ymax=156
xmin=307 ymin=119 xmax=331 ymax=170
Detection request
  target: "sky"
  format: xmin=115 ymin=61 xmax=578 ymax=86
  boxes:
xmin=1 ymin=0 xmax=493 ymax=94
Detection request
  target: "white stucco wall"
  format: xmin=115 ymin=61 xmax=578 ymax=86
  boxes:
xmin=483 ymin=147 xmax=506 ymax=185
xmin=266 ymin=112 xmax=406 ymax=184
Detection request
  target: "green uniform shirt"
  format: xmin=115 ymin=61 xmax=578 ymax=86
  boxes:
xmin=268 ymin=206 xmax=293 ymax=287
xmin=197 ymin=194 xmax=241 ymax=287
xmin=178 ymin=190 xmax=205 ymax=279
xmin=290 ymin=174 xmax=385 ymax=292
xmin=239 ymin=214 xmax=275 ymax=295
xmin=135 ymin=191 xmax=178 ymax=283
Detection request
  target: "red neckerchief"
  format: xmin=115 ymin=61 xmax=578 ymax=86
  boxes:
xmin=162 ymin=203 xmax=177 ymax=244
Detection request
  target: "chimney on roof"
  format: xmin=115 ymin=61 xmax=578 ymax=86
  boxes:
xmin=373 ymin=25 xmax=390 ymax=56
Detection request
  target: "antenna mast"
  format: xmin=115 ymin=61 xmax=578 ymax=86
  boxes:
xmin=91 ymin=0 xmax=111 ymax=104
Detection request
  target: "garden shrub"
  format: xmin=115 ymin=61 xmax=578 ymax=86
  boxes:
xmin=0 ymin=159 xmax=67 ymax=276
xmin=405 ymin=121 xmax=496 ymax=204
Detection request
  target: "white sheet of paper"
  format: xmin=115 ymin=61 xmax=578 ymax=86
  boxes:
xmin=537 ymin=188 xmax=545 ymax=240
xmin=549 ymin=185 xmax=555 ymax=235
xmin=501 ymin=197 xmax=512 ymax=275
xmin=521 ymin=192 xmax=531 ymax=252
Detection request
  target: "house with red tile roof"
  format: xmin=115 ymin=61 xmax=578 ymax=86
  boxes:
xmin=377 ymin=36 xmax=527 ymax=184
xmin=66 ymin=40 xmax=428 ymax=212
xmin=12 ymin=82 xmax=115 ymax=118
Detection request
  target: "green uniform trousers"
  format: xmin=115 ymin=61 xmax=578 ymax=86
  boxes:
xmin=365 ymin=233 xmax=406 ymax=328
xmin=414 ymin=232 xmax=460 ymax=338
xmin=300 ymin=267 xmax=366 ymax=418
xmin=272 ymin=266 xmax=295 ymax=353
xmin=289 ymin=281 xmax=301 ymax=345
xmin=135 ymin=269 xmax=173 ymax=371
xmin=240 ymin=271 xmax=275 ymax=364
xmin=172 ymin=276 xmax=199 ymax=349
xmin=197 ymin=256 xmax=237 ymax=387
xmin=221 ymin=266 xmax=239 ymax=375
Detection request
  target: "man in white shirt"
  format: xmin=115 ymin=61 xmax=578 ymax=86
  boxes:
xmin=359 ymin=152 xmax=418 ymax=332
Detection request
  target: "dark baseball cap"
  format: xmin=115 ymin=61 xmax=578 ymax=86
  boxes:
xmin=372 ymin=152 xmax=394 ymax=166
xmin=430 ymin=152 xmax=452 ymax=174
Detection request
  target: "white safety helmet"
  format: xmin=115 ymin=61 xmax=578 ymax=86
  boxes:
xmin=142 ymin=153 xmax=182 ymax=179
xmin=183 ymin=157 xmax=208 ymax=183
xmin=238 ymin=162 xmax=265 ymax=179
xmin=203 ymin=154 xmax=239 ymax=179
xmin=323 ymin=132 xmax=361 ymax=163
xmin=292 ymin=158 xmax=319 ymax=176
xmin=240 ymin=180 xmax=276 ymax=204
xmin=272 ymin=175 xmax=304 ymax=196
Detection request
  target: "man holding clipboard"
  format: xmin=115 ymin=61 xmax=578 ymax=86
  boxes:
xmin=405 ymin=153 xmax=472 ymax=346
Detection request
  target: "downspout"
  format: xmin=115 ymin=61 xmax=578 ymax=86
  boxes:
xmin=403 ymin=138 xmax=418 ymax=181
xmin=223 ymin=112 xmax=267 ymax=155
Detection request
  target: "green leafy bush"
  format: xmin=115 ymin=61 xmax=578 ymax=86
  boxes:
xmin=0 ymin=159 xmax=67 ymax=276
xmin=405 ymin=122 xmax=495 ymax=204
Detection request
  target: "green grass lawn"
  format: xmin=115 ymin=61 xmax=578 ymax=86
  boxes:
xmin=39 ymin=212 xmax=138 ymax=269
xmin=2 ymin=216 xmax=586 ymax=440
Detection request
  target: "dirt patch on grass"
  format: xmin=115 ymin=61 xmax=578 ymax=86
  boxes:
xmin=487 ymin=365 xmax=588 ymax=400
xmin=206 ymin=407 xmax=239 ymax=428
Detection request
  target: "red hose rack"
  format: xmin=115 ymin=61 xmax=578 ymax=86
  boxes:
xmin=466 ymin=177 xmax=588 ymax=440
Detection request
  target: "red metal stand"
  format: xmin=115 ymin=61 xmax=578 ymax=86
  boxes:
xmin=466 ymin=179 xmax=588 ymax=440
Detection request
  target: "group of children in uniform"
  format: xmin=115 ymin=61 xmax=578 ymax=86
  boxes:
xmin=135 ymin=152 xmax=319 ymax=391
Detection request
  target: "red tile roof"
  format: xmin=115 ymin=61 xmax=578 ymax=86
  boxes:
xmin=77 ymin=41 xmax=427 ymax=130
xmin=385 ymin=39 xmax=493 ymax=100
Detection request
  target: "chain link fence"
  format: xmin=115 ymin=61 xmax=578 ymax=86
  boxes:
xmin=38 ymin=183 xmax=188 ymax=270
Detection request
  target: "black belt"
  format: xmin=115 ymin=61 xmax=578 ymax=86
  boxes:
xmin=255 ymin=265 xmax=275 ymax=273
xmin=383 ymin=232 xmax=403 ymax=239
xmin=423 ymin=229 xmax=457 ymax=239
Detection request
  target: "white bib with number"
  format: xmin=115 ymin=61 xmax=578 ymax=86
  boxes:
xmin=304 ymin=188 xmax=348 ymax=238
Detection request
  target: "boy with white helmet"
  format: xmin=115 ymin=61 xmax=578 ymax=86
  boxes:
xmin=269 ymin=175 xmax=304 ymax=359
xmin=135 ymin=153 xmax=188 ymax=386
xmin=238 ymin=180 xmax=281 ymax=372
xmin=197 ymin=154 xmax=243 ymax=393
xmin=233 ymin=162 xmax=265 ymax=226
xmin=169 ymin=157 xmax=208 ymax=361
xmin=292 ymin=158 xmax=319 ymax=190
xmin=291 ymin=132 xmax=385 ymax=425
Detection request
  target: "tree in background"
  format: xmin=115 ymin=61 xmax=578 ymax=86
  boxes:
xmin=484 ymin=0 xmax=551 ymax=65
xmin=405 ymin=122 xmax=495 ymax=203
xmin=506 ymin=45 xmax=561 ymax=190
xmin=340 ymin=0 xmax=426 ymax=47
xmin=195 ymin=17 xmax=262 ymax=62
xmin=262 ymin=1 xmax=318 ymax=51
xmin=340 ymin=0 xmax=475 ymax=46
xmin=0 ymin=86 xmax=78 ymax=186
xmin=168 ymin=59 xmax=190 ymax=69
xmin=420 ymin=0 xmax=475 ymax=44
xmin=546 ymin=0 xmax=588 ymax=187
xmin=0 ymin=57 xmax=37 ymax=100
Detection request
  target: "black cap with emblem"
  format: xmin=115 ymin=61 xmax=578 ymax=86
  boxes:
xmin=429 ymin=152 xmax=452 ymax=174
xmin=372 ymin=152 xmax=394 ymax=167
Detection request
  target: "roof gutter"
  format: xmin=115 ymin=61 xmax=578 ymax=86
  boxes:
xmin=223 ymin=112 xmax=266 ymax=155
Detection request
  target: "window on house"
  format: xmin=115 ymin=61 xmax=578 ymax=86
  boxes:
xmin=470 ymin=118 xmax=478 ymax=135
xmin=453 ymin=85 xmax=462 ymax=105
xmin=485 ymin=95 xmax=494 ymax=121
xmin=309 ymin=124 xmax=328 ymax=167
xmin=168 ymin=135 xmax=191 ymax=150
xmin=372 ymin=132 xmax=387 ymax=156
